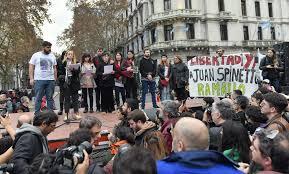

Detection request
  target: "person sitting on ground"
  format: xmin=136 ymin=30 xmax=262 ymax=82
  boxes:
xmin=260 ymin=92 xmax=289 ymax=132
xmin=113 ymin=147 xmax=157 ymax=174
xmin=0 ymin=94 xmax=13 ymax=113
xmin=239 ymin=129 xmax=289 ymax=174
xmin=157 ymin=117 xmax=243 ymax=174
xmin=220 ymin=120 xmax=251 ymax=163
xmin=245 ymin=105 xmax=267 ymax=135
xmin=127 ymin=109 xmax=157 ymax=146
xmin=10 ymin=111 xmax=58 ymax=174
xmin=233 ymin=95 xmax=249 ymax=126
xmin=17 ymin=96 xmax=30 ymax=113
xmin=143 ymin=131 xmax=168 ymax=160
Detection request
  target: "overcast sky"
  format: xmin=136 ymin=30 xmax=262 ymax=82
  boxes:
xmin=41 ymin=0 xmax=73 ymax=54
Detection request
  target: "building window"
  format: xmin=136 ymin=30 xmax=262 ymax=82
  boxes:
xmin=164 ymin=24 xmax=174 ymax=41
xmin=257 ymin=27 xmax=263 ymax=40
xmin=136 ymin=16 xmax=138 ymax=27
xmin=255 ymin=1 xmax=261 ymax=17
xmin=243 ymin=26 xmax=249 ymax=40
xmin=186 ymin=23 xmax=195 ymax=39
xmin=151 ymin=0 xmax=154 ymax=14
xmin=141 ymin=35 xmax=144 ymax=50
xmin=139 ymin=6 xmax=143 ymax=25
xmin=135 ymin=0 xmax=138 ymax=7
xmin=136 ymin=38 xmax=139 ymax=52
xmin=271 ymin=27 xmax=276 ymax=40
xmin=218 ymin=0 xmax=225 ymax=12
xmin=164 ymin=0 xmax=171 ymax=10
xmin=220 ymin=24 xmax=228 ymax=41
xmin=241 ymin=0 xmax=247 ymax=16
xmin=132 ymin=42 xmax=135 ymax=52
xmin=151 ymin=28 xmax=156 ymax=44
xmin=185 ymin=0 xmax=192 ymax=9
xmin=268 ymin=3 xmax=273 ymax=17
xmin=130 ymin=3 xmax=132 ymax=13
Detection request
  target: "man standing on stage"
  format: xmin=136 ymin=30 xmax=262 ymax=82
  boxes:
xmin=29 ymin=41 xmax=57 ymax=116
xmin=139 ymin=49 xmax=158 ymax=109
xmin=93 ymin=47 xmax=104 ymax=112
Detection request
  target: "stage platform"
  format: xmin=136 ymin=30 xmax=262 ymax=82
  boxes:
xmin=1 ymin=110 xmax=119 ymax=141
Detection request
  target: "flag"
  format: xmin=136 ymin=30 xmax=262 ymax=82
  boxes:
xmin=260 ymin=20 xmax=271 ymax=29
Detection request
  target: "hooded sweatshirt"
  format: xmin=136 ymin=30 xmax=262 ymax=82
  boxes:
xmin=10 ymin=123 xmax=49 ymax=174
xmin=135 ymin=121 xmax=157 ymax=146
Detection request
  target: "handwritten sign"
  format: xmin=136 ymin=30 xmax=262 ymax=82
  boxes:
xmin=188 ymin=53 xmax=261 ymax=97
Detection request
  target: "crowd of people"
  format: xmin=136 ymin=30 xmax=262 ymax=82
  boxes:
xmin=0 ymin=41 xmax=288 ymax=174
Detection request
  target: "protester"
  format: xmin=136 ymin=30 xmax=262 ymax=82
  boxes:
xmin=261 ymin=79 xmax=275 ymax=92
xmin=56 ymin=51 xmax=67 ymax=115
xmin=159 ymin=100 xmax=180 ymax=152
xmin=127 ymin=109 xmax=157 ymax=146
xmin=231 ymin=89 xmax=243 ymax=100
xmin=139 ymin=49 xmax=158 ymax=109
xmin=80 ymin=53 xmax=96 ymax=113
xmin=122 ymin=50 xmax=138 ymax=99
xmin=259 ymin=48 xmax=283 ymax=92
xmin=158 ymin=55 xmax=172 ymax=101
xmin=216 ymin=48 xmax=225 ymax=57
xmin=16 ymin=96 xmax=30 ymax=113
xmin=171 ymin=55 xmax=189 ymax=101
xmin=114 ymin=52 xmax=126 ymax=107
xmin=10 ymin=110 xmax=58 ymax=174
xmin=99 ymin=53 xmax=115 ymax=113
xmin=220 ymin=120 xmax=251 ymax=163
xmin=260 ymin=92 xmax=289 ymax=132
xmin=157 ymin=117 xmax=242 ymax=174
xmin=245 ymin=105 xmax=267 ymax=135
xmin=143 ymin=131 xmax=168 ymax=160
xmin=79 ymin=116 xmax=102 ymax=141
xmin=118 ymin=98 xmax=139 ymax=127
xmin=0 ymin=94 xmax=13 ymax=113
xmin=93 ymin=48 xmax=104 ymax=112
xmin=29 ymin=41 xmax=57 ymax=116
xmin=250 ymin=92 xmax=264 ymax=107
xmin=62 ymin=50 xmax=81 ymax=121
xmin=239 ymin=129 xmax=289 ymax=174
xmin=113 ymin=147 xmax=157 ymax=174
xmin=233 ymin=95 xmax=249 ymax=126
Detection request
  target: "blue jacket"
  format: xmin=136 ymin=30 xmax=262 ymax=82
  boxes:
xmin=157 ymin=150 xmax=244 ymax=174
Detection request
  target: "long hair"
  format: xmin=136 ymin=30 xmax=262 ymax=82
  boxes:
xmin=62 ymin=50 xmax=77 ymax=64
xmin=160 ymin=55 xmax=169 ymax=66
xmin=267 ymin=47 xmax=279 ymax=66
xmin=174 ymin=55 xmax=183 ymax=63
xmin=114 ymin=52 xmax=123 ymax=64
xmin=220 ymin=120 xmax=251 ymax=163
xmin=143 ymin=131 xmax=168 ymax=160
xmin=81 ymin=53 xmax=92 ymax=64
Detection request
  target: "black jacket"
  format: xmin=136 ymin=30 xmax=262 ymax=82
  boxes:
xmin=10 ymin=124 xmax=49 ymax=174
xmin=171 ymin=62 xmax=189 ymax=89
xmin=134 ymin=121 xmax=157 ymax=147
xmin=158 ymin=64 xmax=172 ymax=89
xmin=98 ymin=61 xmax=115 ymax=87
xmin=259 ymin=56 xmax=283 ymax=79
xmin=139 ymin=57 xmax=157 ymax=79
xmin=57 ymin=58 xmax=66 ymax=86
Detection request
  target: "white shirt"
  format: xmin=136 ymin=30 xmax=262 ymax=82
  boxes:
xmin=29 ymin=51 xmax=57 ymax=80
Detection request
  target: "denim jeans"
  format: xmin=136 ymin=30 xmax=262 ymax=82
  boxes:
xmin=34 ymin=80 xmax=55 ymax=115
xmin=141 ymin=80 xmax=157 ymax=109
xmin=115 ymin=86 xmax=126 ymax=107
xmin=161 ymin=86 xmax=171 ymax=101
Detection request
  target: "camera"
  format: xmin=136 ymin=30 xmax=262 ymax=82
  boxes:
xmin=0 ymin=163 xmax=14 ymax=174
xmin=0 ymin=108 xmax=7 ymax=118
xmin=54 ymin=141 xmax=92 ymax=169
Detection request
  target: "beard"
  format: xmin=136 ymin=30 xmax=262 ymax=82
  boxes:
xmin=44 ymin=50 xmax=51 ymax=55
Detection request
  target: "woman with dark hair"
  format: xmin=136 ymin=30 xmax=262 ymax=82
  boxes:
xmin=143 ymin=131 xmax=168 ymax=160
xmin=114 ymin=52 xmax=126 ymax=107
xmin=220 ymin=120 xmax=251 ymax=163
xmin=259 ymin=48 xmax=283 ymax=92
xmin=80 ymin=53 xmax=96 ymax=113
xmin=99 ymin=53 xmax=115 ymax=113
xmin=250 ymin=92 xmax=264 ymax=107
xmin=122 ymin=50 xmax=138 ymax=99
xmin=158 ymin=55 xmax=172 ymax=101
xmin=171 ymin=55 xmax=189 ymax=101
xmin=56 ymin=51 xmax=66 ymax=115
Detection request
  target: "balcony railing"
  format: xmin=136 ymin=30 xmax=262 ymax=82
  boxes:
xmin=148 ymin=40 xmax=208 ymax=50
xmin=144 ymin=9 xmax=202 ymax=26
xmin=242 ymin=40 xmax=281 ymax=47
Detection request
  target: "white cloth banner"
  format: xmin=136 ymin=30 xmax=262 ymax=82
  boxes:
xmin=188 ymin=53 xmax=261 ymax=97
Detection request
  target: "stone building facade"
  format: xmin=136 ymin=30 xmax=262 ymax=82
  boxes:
xmin=123 ymin=0 xmax=289 ymax=61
